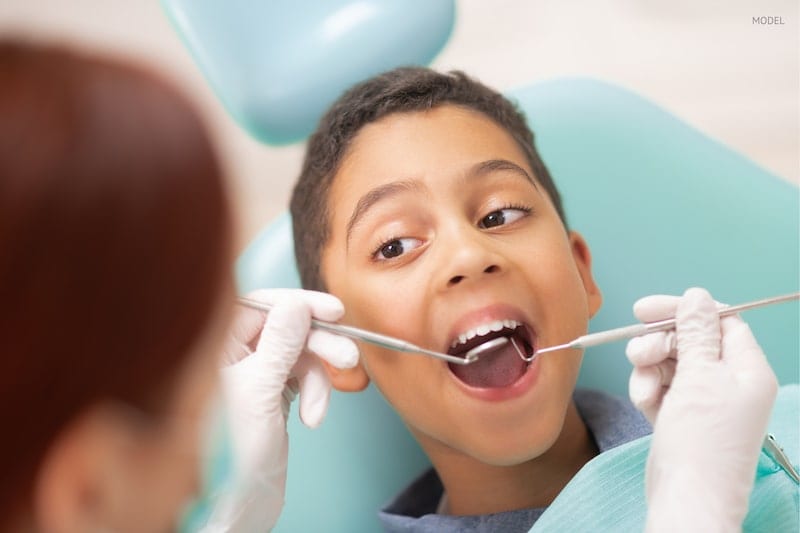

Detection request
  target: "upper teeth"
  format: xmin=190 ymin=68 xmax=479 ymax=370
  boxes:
xmin=451 ymin=319 xmax=521 ymax=348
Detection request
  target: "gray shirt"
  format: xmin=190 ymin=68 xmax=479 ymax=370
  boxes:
xmin=378 ymin=389 xmax=652 ymax=532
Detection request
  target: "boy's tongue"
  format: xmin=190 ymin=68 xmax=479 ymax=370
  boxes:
xmin=449 ymin=339 xmax=528 ymax=388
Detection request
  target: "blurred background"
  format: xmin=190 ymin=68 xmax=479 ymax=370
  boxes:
xmin=1 ymin=0 xmax=797 ymax=249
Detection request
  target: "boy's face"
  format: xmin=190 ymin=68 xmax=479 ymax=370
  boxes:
xmin=320 ymin=105 xmax=601 ymax=465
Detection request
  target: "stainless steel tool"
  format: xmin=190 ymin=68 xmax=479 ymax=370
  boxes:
xmin=237 ymin=297 xmax=506 ymax=365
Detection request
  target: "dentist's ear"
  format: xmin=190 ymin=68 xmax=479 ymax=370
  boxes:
xmin=318 ymin=357 xmax=371 ymax=392
xmin=34 ymin=404 xmax=137 ymax=533
xmin=568 ymin=231 xmax=603 ymax=318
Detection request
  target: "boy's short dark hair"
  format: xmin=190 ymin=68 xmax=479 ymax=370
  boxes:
xmin=290 ymin=67 xmax=565 ymax=291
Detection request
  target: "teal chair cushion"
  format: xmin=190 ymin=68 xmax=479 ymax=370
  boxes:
xmin=162 ymin=0 xmax=455 ymax=144
xmin=236 ymin=78 xmax=799 ymax=532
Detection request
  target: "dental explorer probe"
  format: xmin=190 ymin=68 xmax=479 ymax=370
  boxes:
xmin=237 ymin=297 xmax=506 ymax=365
xmin=522 ymin=292 xmax=800 ymax=362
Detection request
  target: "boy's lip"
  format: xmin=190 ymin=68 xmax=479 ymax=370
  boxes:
xmin=442 ymin=303 xmax=537 ymax=356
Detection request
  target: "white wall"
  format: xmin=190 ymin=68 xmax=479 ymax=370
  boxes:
xmin=1 ymin=1 xmax=797 ymax=248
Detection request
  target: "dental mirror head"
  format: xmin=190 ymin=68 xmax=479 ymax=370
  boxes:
xmin=463 ymin=336 xmax=510 ymax=363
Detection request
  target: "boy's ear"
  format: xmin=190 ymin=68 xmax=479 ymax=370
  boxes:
xmin=568 ymin=231 xmax=603 ymax=318
xmin=319 ymin=356 xmax=370 ymax=392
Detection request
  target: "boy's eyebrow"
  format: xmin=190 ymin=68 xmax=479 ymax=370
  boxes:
xmin=345 ymin=159 xmax=538 ymax=244
xmin=346 ymin=179 xmax=424 ymax=244
xmin=471 ymin=159 xmax=538 ymax=188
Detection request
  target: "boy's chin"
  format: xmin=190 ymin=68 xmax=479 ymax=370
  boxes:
xmin=456 ymin=420 xmax=566 ymax=467
xmin=465 ymin=445 xmax=557 ymax=468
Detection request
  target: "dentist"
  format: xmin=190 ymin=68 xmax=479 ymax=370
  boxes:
xmin=0 ymin=41 xmax=355 ymax=532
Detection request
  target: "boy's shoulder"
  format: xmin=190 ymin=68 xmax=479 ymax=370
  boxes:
xmin=573 ymin=388 xmax=652 ymax=452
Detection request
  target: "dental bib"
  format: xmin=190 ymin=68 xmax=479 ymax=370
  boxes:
xmin=529 ymin=384 xmax=799 ymax=532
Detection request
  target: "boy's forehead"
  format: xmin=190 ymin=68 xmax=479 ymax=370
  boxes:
xmin=335 ymin=105 xmax=535 ymax=192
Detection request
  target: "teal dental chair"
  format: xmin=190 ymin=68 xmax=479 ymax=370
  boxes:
xmin=235 ymin=78 xmax=799 ymax=532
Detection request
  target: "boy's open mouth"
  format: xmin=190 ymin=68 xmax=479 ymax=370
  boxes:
xmin=446 ymin=321 xmax=535 ymax=388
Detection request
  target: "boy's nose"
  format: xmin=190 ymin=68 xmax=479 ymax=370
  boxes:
xmin=438 ymin=229 xmax=505 ymax=290
xmin=448 ymin=263 xmax=500 ymax=287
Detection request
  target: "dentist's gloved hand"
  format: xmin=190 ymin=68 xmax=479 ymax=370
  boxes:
xmin=626 ymin=288 xmax=778 ymax=532
xmin=204 ymin=289 xmax=359 ymax=532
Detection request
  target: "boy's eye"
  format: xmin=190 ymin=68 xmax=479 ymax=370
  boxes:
xmin=374 ymin=237 xmax=422 ymax=261
xmin=478 ymin=207 xmax=529 ymax=229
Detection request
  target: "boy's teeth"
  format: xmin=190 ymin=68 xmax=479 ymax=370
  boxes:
xmin=450 ymin=319 xmax=522 ymax=348
xmin=491 ymin=320 xmax=506 ymax=331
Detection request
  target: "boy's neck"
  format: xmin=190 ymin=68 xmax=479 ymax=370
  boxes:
xmin=419 ymin=400 xmax=597 ymax=516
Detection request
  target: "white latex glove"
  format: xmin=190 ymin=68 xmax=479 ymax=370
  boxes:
xmin=203 ymin=289 xmax=359 ymax=533
xmin=626 ymin=288 xmax=778 ymax=532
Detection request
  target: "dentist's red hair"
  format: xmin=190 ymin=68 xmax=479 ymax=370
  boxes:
xmin=0 ymin=40 xmax=232 ymax=518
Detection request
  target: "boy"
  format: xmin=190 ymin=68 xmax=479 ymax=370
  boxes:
xmin=289 ymin=67 xmax=651 ymax=531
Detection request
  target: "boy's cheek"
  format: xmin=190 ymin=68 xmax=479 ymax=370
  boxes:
xmin=358 ymin=348 xmax=421 ymax=393
xmin=358 ymin=346 xmax=439 ymax=404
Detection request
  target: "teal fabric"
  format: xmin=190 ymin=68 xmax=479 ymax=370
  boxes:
xmin=224 ymin=78 xmax=798 ymax=532
xmin=529 ymin=385 xmax=800 ymax=532
xmin=161 ymin=0 xmax=455 ymax=145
